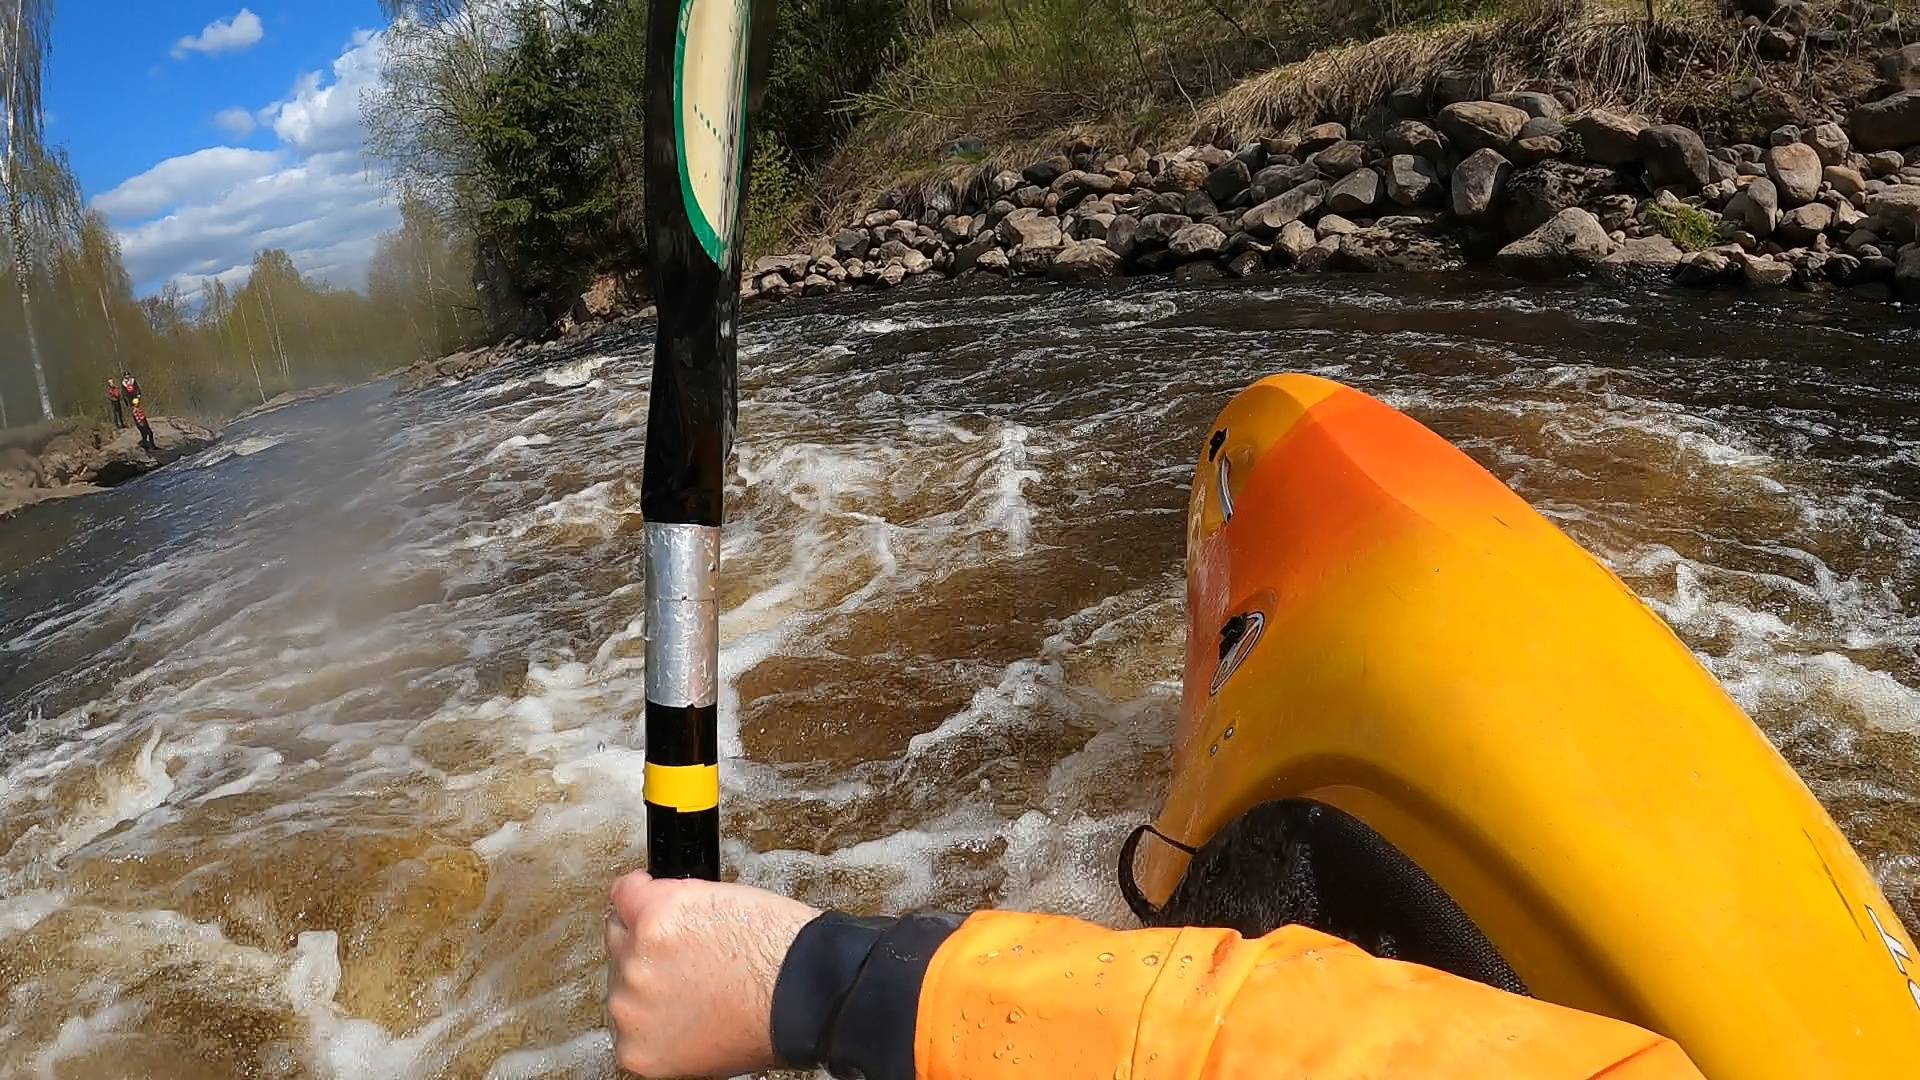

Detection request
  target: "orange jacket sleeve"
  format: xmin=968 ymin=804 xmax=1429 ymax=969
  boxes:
xmin=915 ymin=911 xmax=1701 ymax=1079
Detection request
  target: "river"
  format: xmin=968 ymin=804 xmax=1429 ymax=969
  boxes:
xmin=2 ymin=274 xmax=1917 ymax=1077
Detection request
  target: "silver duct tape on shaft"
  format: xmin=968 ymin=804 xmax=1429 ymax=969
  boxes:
xmin=645 ymin=522 xmax=720 ymax=708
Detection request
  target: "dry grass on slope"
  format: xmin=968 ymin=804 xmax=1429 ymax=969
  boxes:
xmin=801 ymin=0 xmax=1901 ymax=235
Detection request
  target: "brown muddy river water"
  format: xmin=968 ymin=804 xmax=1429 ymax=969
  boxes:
xmin=2 ymin=275 xmax=1917 ymax=1077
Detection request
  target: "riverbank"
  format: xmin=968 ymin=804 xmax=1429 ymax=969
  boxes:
xmin=745 ymin=36 xmax=1920 ymax=302
xmin=0 ymin=416 xmax=220 ymax=519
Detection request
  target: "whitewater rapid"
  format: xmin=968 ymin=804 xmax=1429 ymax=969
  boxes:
xmin=1 ymin=274 xmax=1916 ymax=1077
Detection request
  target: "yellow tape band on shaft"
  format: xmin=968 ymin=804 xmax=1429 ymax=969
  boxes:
xmin=645 ymin=762 xmax=720 ymax=812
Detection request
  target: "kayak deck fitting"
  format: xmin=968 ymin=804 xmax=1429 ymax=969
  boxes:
xmin=1122 ymin=374 xmax=1920 ymax=1076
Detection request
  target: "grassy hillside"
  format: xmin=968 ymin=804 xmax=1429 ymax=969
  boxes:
xmin=764 ymin=0 xmax=1906 ymax=243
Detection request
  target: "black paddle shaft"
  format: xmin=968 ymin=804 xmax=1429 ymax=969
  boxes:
xmin=638 ymin=0 xmax=776 ymax=881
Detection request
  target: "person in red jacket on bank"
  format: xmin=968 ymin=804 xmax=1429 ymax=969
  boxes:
xmin=603 ymin=872 xmax=1703 ymax=1079
xmin=106 ymin=378 xmax=124 ymax=428
xmin=130 ymin=397 xmax=157 ymax=452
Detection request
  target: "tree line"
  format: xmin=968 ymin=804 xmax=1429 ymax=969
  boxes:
xmin=0 ymin=155 xmax=485 ymax=427
xmin=366 ymin=0 xmax=927 ymax=330
xmin=0 ymin=0 xmax=931 ymax=428
xmin=0 ymin=0 xmax=485 ymax=429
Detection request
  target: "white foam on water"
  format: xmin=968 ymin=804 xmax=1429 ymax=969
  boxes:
xmin=0 ymin=889 xmax=63 ymax=938
xmin=184 ymin=433 xmax=286 ymax=470
xmin=29 ymin=1001 xmax=142 ymax=1079
xmin=479 ymin=353 xmax=618 ymax=397
xmin=483 ymin=1030 xmax=612 ymax=1080
xmin=5 ymin=278 xmax=1917 ymax=1076
xmin=484 ymin=433 xmax=554 ymax=461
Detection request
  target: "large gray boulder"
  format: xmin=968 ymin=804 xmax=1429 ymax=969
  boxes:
xmin=1242 ymin=182 xmax=1326 ymax=235
xmin=1168 ymin=222 xmax=1229 ymax=260
xmin=1801 ymin=122 xmax=1850 ymax=166
xmin=950 ymin=237 xmax=997 ymax=274
xmin=1500 ymin=160 xmax=1632 ymax=240
xmin=1297 ymin=122 xmax=1348 ymax=156
xmin=1764 ymin=142 xmax=1823 ymax=206
xmin=995 ymin=208 xmax=1065 ymax=252
xmin=1851 ymin=90 xmax=1920 ymax=152
xmin=1726 ymin=177 xmax=1781 ymax=237
xmin=1055 ymin=170 xmax=1116 ymax=208
xmin=1135 ymin=212 xmax=1195 ymax=248
xmin=1103 ymin=215 xmax=1141 ymax=259
xmin=1567 ymin=109 xmax=1645 ymax=166
xmin=1451 ymin=148 xmax=1512 ymax=221
xmin=1248 ymin=162 xmax=1320 ymax=203
xmin=1383 ymin=120 xmax=1446 ymax=161
xmin=752 ymin=253 xmax=811 ymax=279
xmin=1437 ymin=101 xmax=1531 ymax=155
xmin=1494 ymin=207 xmax=1614 ymax=280
xmin=1385 ymin=154 xmax=1444 ymax=207
xmin=831 ymin=229 xmax=870 ymax=261
xmin=1332 ymin=220 xmax=1464 ymax=272
xmin=1157 ymin=158 xmax=1209 ymax=193
xmin=1777 ymin=202 xmax=1834 ymax=245
xmin=1825 ymin=165 xmax=1868 ymax=200
xmin=1327 ymin=167 xmax=1384 ymax=214
xmin=1597 ymin=235 xmax=1685 ymax=283
xmin=1202 ymin=159 xmax=1252 ymax=204
xmin=1432 ymin=69 xmax=1490 ymax=105
xmin=1897 ymin=243 xmax=1920 ymax=298
xmin=1491 ymin=90 xmax=1563 ymax=120
xmin=1739 ymin=251 xmax=1793 ymax=288
xmin=1273 ymin=220 xmax=1317 ymax=263
xmin=1048 ymin=240 xmax=1123 ymax=280
xmin=1868 ymin=187 xmax=1920 ymax=242
xmin=1022 ymin=155 xmax=1071 ymax=187
xmin=1877 ymin=43 xmax=1920 ymax=93
xmin=1639 ymin=124 xmax=1709 ymax=190
xmin=1308 ymin=140 xmax=1367 ymax=177
xmin=1510 ymin=116 xmax=1567 ymax=164
xmin=1675 ymin=248 xmax=1736 ymax=287
xmin=938 ymin=215 xmax=977 ymax=245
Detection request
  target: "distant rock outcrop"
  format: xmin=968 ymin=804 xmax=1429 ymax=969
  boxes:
xmin=0 ymin=416 xmax=218 ymax=519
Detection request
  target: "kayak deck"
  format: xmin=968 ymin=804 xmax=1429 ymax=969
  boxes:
xmin=1134 ymin=374 xmax=1920 ymax=1076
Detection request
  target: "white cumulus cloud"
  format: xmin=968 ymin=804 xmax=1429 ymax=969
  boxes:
xmin=213 ymin=106 xmax=256 ymax=139
xmin=94 ymin=147 xmax=284 ymax=221
xmin=97 ymin=29 xmax=403 ymax=298
xmin=172 ymin=8 xmax=265 ymax=60
xmin=259 ymin=29 xmax=385 ymax=155
xmin=111 ymin=150 xmax=398 ymax=299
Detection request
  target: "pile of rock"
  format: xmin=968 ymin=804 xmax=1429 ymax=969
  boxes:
xmin=748 ymin=48 xmax=1920 ymax=302
xmin=395 ymin=336 xmax=545 ymax=392
xmin=1 ymin=415 xmax=219 ymax=518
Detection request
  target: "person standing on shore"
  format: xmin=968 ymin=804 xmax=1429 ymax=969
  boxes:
xmin=130 ymin=397 xmax=157 ymax=452
xmin=106 ymin=378 xmax=124 ymax=428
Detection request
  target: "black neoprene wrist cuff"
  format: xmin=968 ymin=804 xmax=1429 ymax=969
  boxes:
xmin=770 ymin=910 xmax=965 ymax=1080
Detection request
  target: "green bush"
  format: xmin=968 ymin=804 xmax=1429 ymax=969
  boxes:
xmin=1646 ymin=203 xmax=1720 ymax=252
xmin=745 ymin=130 xmax=805 ymax=261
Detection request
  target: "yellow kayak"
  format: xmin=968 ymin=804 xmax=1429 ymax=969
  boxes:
xmin=1122 ymin=374 xmax=1920 ymax=1076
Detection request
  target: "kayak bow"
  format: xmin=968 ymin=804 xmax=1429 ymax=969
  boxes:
xmin=1126 ymin=373 xmax=1920 ymax=1075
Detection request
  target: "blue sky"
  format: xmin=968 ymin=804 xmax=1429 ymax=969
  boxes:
xmin=47 ymin=3 xmax=400 ymax=298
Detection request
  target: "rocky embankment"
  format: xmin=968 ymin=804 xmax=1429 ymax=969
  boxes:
xmin=747 ymin=42 xmax=1920 ymax=301
xmin=0 ymin=417 xmax=219 ymax=518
